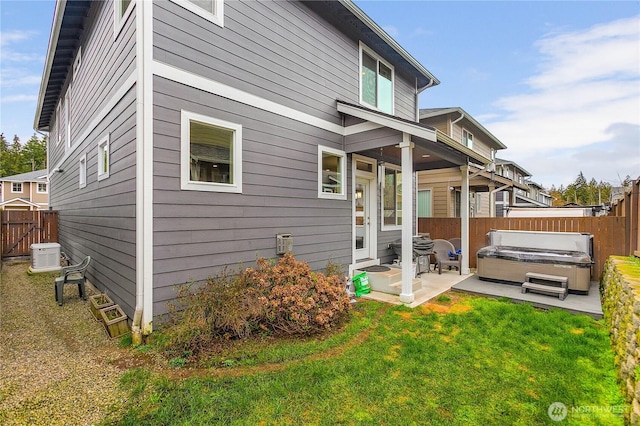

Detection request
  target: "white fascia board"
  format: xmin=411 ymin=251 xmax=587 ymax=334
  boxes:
xmin=34 ymin=0 xmax=66 ymax=131
xmin=337 ymin=102 xmax=436 ymax=143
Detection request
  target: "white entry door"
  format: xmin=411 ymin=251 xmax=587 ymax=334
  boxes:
xmin=355 ymin=177 xmax=372 ymax=261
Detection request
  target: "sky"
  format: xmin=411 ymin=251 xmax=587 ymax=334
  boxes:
xmin=1 ymin=0 xmax=639 ymax=188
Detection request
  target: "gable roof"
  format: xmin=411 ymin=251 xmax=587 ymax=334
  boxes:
xmin=495 ymin=158 xmax=532 ymax=177
xmin=1 ymin=170 xmax=49 ymax=183
xmin=419 ymin=107 xmax=507 ymax=150
xmin=0 ymin=198 xmax=42 ymax=209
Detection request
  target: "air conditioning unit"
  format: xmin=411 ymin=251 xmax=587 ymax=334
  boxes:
xmin=30 ymin=243 xmax=61 ymax=272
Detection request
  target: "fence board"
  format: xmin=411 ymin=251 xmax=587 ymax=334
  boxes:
xmin=1 ymin=211 xmax=59 ymax=258
xmin=418 ymin=216 xmax=627 ymax=280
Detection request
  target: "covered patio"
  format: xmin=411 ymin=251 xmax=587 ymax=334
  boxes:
xmin=338 ymin=100 xmax=492 ymax=304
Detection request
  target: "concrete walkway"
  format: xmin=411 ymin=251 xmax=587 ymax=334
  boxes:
xmin=452 ymin=275 xmax=603 ymax=319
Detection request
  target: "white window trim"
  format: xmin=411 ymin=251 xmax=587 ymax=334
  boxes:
xmin=318 ymin=145 xmax=347 ymax=200
xmin=170 ymin=0 xmax=224 ymax=27
xmin=11 ymin=182 xmax=23 ymax=193
xmin=359 ymin=42 xmax=395 ymax=115
xmin=65 ymin=90 xmax=71 ymax=149
xmin=381 ymin=164 xmax=402 ymax=231
xmin=56 ymin=101 xmax=61 ymax=145
xmin=37 ymin=182 xmax=48 ymax=194
xmin=97 ymin=134 xmax=110 ymax=181
xmin=180 ymin=110 xmax=242 ymax=193
xmin=462 ymin=128 xmax=474 ymax=149
xmin=79 ymin=153 xmax=87 ymax=188
xmin=72 ymin=46 xmax=82 ymax=81
xmin=114 ymin=0 xmax=135 ymax=40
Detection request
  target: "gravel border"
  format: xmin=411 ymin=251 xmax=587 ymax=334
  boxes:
xmin=0 ymin=260 xmax=132 ymax=425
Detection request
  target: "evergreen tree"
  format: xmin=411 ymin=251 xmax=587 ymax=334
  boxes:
xmin=21 ymin=134 xmax=47 ymax=171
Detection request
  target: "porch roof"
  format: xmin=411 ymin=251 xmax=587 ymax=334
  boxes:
xmin=337 ymin=101 xmax=490 ymax=171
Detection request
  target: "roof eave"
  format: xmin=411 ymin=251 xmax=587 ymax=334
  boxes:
xmin=33 ymin=0 xmax=66 ymax=132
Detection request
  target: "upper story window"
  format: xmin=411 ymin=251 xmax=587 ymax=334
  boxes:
xmin=72 ymin=47 xmax=82 ymax=81
xmin=97 ymin=134 xmax=110 ymax=181
xmin=462 ymin=129 xmax=473 ymax=149
xmin=181 ymin=110 xmax=242 ymax=193
xmin=318 ymin=146 xmax=346 ymax=200
xmin=37 ymin=183 xmax=48 ymax=193
xmin=56 ymin=101 xmax=61 ymax=145
xmin=114 ymin=0 xmax=134 ymax=38
xmin=360 ymin=43 xmax=394 ymax=115
xmin=382 ymin=165 xmax=402 ymax=229
xmin=79 ymin=154 xmax=87 ymax=189
xmin=171 ymin=0 xmax=224 ymax=27
xmin=64 ymin=89 xmax=71 ymax=149
xmin=11 ymin=182 xmax=23 ymax=193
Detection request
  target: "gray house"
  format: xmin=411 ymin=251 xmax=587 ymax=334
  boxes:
xmin=34 ymin=0 xmax=487 ymax=335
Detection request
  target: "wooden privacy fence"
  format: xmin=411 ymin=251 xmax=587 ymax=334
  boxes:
xmin=1 ymin=210 xmax=59 ymax=258
xmin=418 ymin=216 xmax=627 ymax=280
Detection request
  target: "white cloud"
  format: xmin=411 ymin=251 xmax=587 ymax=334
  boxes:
xmin=485 ymin=15 xmax=640 ymax=186
xmin=1 ymin=94 xmax=38 ymax=103
xmin=0 ymin=30 xmax=35 ymax=47
xmin=0 ymin=68 xmax=42 ymax=87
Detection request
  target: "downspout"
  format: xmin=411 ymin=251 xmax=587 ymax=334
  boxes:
xmin=416 ymin=77 xmax=436 ymax=121
xmin=450 ymin=110 xmax=464 ymax=137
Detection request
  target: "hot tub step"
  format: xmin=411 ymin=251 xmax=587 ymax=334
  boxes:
xmin=525 ymin=272 xmax=568 ymax=287
xmin=521 ymin=281 xmax=568 ymax=300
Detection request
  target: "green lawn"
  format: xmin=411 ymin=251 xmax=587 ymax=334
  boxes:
xmin=107 ymin=294 xmax=624 ymax=425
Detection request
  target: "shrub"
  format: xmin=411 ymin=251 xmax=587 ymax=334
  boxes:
xmin=246 ymin=254 xmax=351 ymax=335
xmin=162 ymin=254 xmax=351 ymax=358
xmin=164 ymin=267 xmax=264 ymax=357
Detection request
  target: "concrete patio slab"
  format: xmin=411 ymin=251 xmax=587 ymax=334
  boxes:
xmin=451 ymin=275 xmax=603 ymax=319
xmin=360 ymin=269 xmax=471 ymax=308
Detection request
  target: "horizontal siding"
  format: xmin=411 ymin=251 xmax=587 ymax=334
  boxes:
xmin=152 ymin=77 xmax=353 ymax=316
xmin=50 ymin=86 xmax=137 ymax=317
xmin=50 ymin=0 xmax=136 ymax=169
xmin=153 ymin=0 xmax=417 ymax=128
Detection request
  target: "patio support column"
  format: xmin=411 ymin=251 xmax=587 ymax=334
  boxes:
xmin=488 ymin=183 xmax=496 ymax=217
xmin=460 ymin=165 xmax=471 ymax=274
xmin=399 ymin=132 xmax=415 ymax=304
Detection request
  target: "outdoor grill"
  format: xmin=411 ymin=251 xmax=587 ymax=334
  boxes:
xmin=389 ymin=236 xmax=435 ymax=261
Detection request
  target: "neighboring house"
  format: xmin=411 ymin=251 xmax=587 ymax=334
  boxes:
xmin=493 ymin=158 xmax=549 ymax=217
xmin=416 ymin=108 xmax=526 ymax=218
xmin=34 ymin=0 xmax=488 ymax=334
xmin=0 ymin=170 xmax=49 ymax=211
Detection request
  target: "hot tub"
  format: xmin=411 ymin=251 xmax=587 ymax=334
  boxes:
xmin=476 ymin=230 xmax=593 ymax=293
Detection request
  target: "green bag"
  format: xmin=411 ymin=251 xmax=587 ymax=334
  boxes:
xmin=352 ymin=272 xmax=371 ymax=297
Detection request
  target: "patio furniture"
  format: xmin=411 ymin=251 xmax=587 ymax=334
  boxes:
xmin=448 ymin=237 xmax=461 ymax=251
xmin=432 ymin=239 xmax=462 ymax=275
xmin=55 ymin=256 xmax=91 ymax=306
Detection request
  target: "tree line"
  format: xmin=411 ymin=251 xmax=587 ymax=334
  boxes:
xmin=547 ymin=171 xmax=633 ymax=206
xmin=0 ymin=133 xmax=47 ymax=178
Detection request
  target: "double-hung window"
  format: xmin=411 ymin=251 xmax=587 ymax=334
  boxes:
xmin=37 ymin=183 xmax=48 ymax=193
xmin=11 ymin=182 xmax=23 ymax=193
xmin=360 ymin=43 xmax=394 ymax=115
xmin=318 ymin=146 xmax=346 ymax=200
xmin=181 ymin=110 xmax=242 ymax=193
xmin=462 ymin=129 xmax=473 ymax=149
xmin=171 ymin=0 xmax=224 ymax=27
xmin=382 ymin=166 xmax=402 ymax=228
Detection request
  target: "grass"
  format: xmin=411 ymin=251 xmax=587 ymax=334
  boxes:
xmin=105 ymin=294 xmax=624 ymax=425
